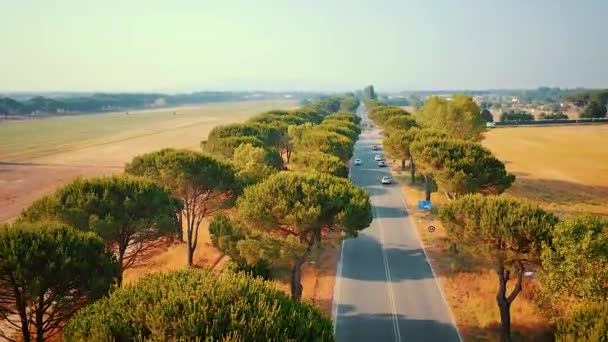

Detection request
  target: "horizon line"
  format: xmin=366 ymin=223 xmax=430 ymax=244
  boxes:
xmin=0 ymin=86 xmax=604 ymax=96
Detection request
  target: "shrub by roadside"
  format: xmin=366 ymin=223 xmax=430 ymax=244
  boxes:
xmin=64 ymin=269 xmax=334 ymax=341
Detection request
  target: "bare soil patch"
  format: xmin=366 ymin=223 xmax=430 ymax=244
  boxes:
xmin=0 ymin=163 xmax=120 ymax=222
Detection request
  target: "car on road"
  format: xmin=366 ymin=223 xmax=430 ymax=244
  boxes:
xmin=374 ymin=154 xmax=383 ymax=161
xmin=381 ymin=176 xmax=391 ymax=184
xmin=353 ymin=158 xmax=362 ymax=165
xmin=377 ymin=160 xmax=387 ymax=167
xmin=372 ymin=145 xmax=379 ymax=151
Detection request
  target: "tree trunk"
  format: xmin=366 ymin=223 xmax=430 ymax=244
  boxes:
xmin=444 ymin=191 xmax=455 ymax=201
xmin=498 ymin=299 xmax=511 ymax=342
xmin=290 ymin=257 xmax=305 ymax=302
xmin=290 ymin=234 xmax=315 ymax=302
xmin=117 ymin=243 xmax=126 ymax=286
xmin=186 ymin=220 xmax=195 ymax=267
xmin=495 ymin=262 xmax=524 ymax=342
xmin=13 ymin=282 xmax=30 ymax=342
xmin=496 ymin=264 xmax=511 ymax=342
xmin=313 ymin=229 xmax=322 ymax=247
xmin=176 ymin=213 xmax=183 ymax=242
xmin=187 ymin=244 xmax=194 ymax=267
xmin=424 ymin=175 xmax=431 ymax=201
xmin=20 ymin=317 xmax=31 ymax=342
xmin=35 ymin=294 xmax=45 ymax=342
xmin=187 ymin=227 xmax=194 ymax=267
xmin=401 ymin=158 xmax=406 ymax=170
xmin=409 ymin=157 xmax=415 ymax=184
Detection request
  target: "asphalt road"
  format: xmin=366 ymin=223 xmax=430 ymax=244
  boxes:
xmin=332 ymin=104 xmax=461 ymax=342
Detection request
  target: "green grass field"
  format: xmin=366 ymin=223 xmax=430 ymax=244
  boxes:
xmin=0 ymin=100 xmax=297 ymax=162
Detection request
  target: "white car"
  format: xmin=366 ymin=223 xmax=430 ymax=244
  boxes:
xmin=374 ymin=154 xmax=383 ymax=161
xmin=381 ymin=176 xmax=392 ymax=184
xmin=377 ymin=160 xmax=387 ymax=167
xmin=372 ymin=145 xmax=380 ymax=151
xmin=353 ymin=158 xmax=362 ymax=165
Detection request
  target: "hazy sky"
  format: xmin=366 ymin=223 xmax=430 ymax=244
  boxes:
xmin=1 ymin=0 xmax=606 ymax=92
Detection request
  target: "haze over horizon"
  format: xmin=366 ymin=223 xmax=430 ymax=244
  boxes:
xmin=1 ymin=0 xmax=607 ymax=93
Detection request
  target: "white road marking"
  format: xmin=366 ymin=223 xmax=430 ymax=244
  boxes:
xmin=362 ymin=114 xmax=403 ymax=342
xmin=333 ymin=143 xmax=357 ymax=336
xmin=334 ymin=104 xmax=461 ymax=341
xmin=396 ymin=186 xmax=464 ymax=342
xmin=373 ymin=204 xmax=402 ymax=342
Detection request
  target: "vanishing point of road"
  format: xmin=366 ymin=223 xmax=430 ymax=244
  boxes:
xmin=332 ymin=104 xmax=462 ymax=342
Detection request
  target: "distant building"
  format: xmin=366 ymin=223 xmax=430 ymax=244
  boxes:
xmin=153 ymin=97 xmax=167 ymax=107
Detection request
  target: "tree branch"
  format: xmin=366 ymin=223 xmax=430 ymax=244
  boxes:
xmin=507 ymin=261 xmax=524 ymax=304
xmin=276 ymin=226 xmax=299 ymax=237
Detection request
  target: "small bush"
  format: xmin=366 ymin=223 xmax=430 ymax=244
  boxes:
xmin=227 ymin=260 xmax=272 ymax=280
xmin=500 ymin=110 xmax=534 ymax=122
xmin=539 ymin=112 xmax=568 ymax=120
xmin=555 ymin=303 xmax=608 ymax=341
xmin=64 ymin=270 xmax=333 ymax=342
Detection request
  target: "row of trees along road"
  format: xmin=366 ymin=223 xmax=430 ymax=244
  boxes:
xmin=204 ymin=94 xmax=371 ymax=301
xmin=364 ymin=87 xmax=608 ymax=341
xmin=2 ymin=95 xmax=370 ymax=341
xmin=367 ymin=93 xmax=513 ymax=203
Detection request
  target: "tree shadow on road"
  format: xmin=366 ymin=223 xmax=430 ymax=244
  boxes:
xmin=372 ymin=205 xmax=409 ymax=218
xmin=335 ymin=304 xmax=460 ymax=342
xmin=340 ymin=234 xmax=435 ymax=282
xmin=352 ymin=168 xmax=393 ymax=188
xmin=366 ymin=186 xmax=389 ymax=198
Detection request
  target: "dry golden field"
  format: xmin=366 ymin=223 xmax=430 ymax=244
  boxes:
xmin=483 ymin=124 xmax=608 ymax=216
